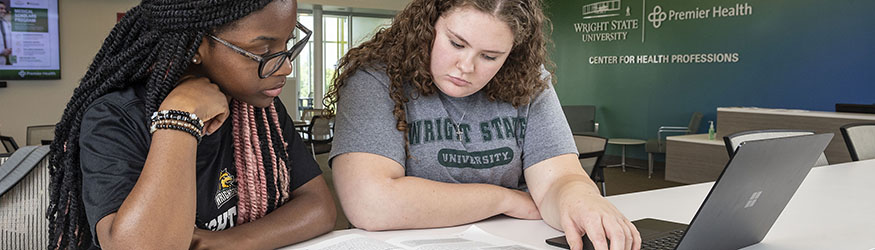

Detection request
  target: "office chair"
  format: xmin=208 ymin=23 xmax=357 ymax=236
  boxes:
xmin=562 ymin=105 xmax=599 ymax=136
xmin=573 ymin=134 xmax=608 ymax=196
xmin=26 ymin=124 xmax=55 ymax=146
xmin=723 ymin=129 xmax=829 ymax=166
xmin=645 ymin=112 xmax=703 ymax=178
xmin=0 ymin=146 xmax=51 ymax=249
xmin=840 ymin=123 xmax=875 ymax=161
xmin=300 ymin=108 xmax=329 ymax=122
xmin=304 ymin=115 xmax=333 ymax=158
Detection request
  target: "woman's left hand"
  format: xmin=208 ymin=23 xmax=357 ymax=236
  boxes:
xmin=525 ymin=154 xmax=641 ymax=250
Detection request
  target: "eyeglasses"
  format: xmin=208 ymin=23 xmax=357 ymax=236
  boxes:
xmin=208 ymin=22 xmax=312 ymax=79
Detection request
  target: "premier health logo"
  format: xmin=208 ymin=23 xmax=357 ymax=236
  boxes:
xmin=647 ymin=6 xmax=667 ymax=28
xmin=647 ymin=3 xmax=753 ymax=29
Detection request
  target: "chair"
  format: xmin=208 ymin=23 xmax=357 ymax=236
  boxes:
xmin=304 ymin=115 xmax=333 ymax=158
xmin=562 ymin=105 xmax=599 ymax=136
xmin=645 ymin=112 xmax=703 ymax=178
xmin=573 ymin=134 xmax=608 ymax=196
xmin=723 ymin=129 xmax=829 ymax=166
xmin=0 ymin=146 xmax=51 ymax=249
xmin=840 ymin=123 xmax=875 ymax=161
xmin=26 ymin=125 xmax=55 ymax=146
xmin=301 ymin=108 xmax=329 ymax=122
xmin=298 ymin=109 xmax=329 ymax=136
xmin=1 ymin=135 xmax=18 ymax=156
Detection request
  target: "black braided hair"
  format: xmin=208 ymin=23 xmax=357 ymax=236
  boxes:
xmin=45 ymin=1 xmax=291 ymax=249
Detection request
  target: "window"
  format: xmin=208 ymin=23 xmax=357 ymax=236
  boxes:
xmin=295 ymin=14 xmax=315 ymax=113
xmin=351 ymin=16 xmax=392 ymax=48
xmin=287 ymin=6 xmax=394 ymax=119
xmin=322 ymin=15 xmax=348 ymax=98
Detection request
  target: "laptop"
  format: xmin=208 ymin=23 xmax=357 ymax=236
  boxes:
xmin=547 ymin=133 xmax=833 ymax=250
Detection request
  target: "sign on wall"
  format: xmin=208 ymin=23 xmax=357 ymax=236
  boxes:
xmin=572 ymin=0 xmax=753 ymax=65
xmin=550 ymin=0 xmax=874 ymax=156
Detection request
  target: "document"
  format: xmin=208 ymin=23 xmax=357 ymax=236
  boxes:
xmin=292 ymin=225 xmax=539 ymax=250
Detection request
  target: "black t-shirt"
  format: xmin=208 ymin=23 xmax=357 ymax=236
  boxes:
xmin=79 ymin=86 xmax=321 ymax=247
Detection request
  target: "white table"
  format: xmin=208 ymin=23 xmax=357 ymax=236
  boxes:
xmin=607 ymin=138 xmax=646 ymax=172
xmin=285 ymin=159 xmax=875 ymax=249
xmin=610 ymin=159 xmax=875 ymax=249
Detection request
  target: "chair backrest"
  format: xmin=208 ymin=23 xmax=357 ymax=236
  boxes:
xmin=0 ymin=146 xmax=50 ymax=249
xmin=301 ymin=109 xmax=328 ymax=121
xmin=308 ymin=115 xmax=334 ymax=141
xmin=0 ymin=135 xmax=17 ymax=154
xmin=655 ymin=112 xmax=704 ymax=146
xmin=840 ymin=123 xmax=875 ymax=161
xmin=723 ymin=129 xmax=829 ymax=166
xmin=562 ymin=105 xmax=597 ymax=135
xmin=687 ymin=112 xmax=704 ymax=134
xmin=26 ymin=125 xmax=55 ymax=146
xmin=573 ymin=134 xmax=607 ymax=176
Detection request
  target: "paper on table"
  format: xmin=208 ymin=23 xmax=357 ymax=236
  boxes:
xmin=291 ymin=225 xmax=539 ymax=250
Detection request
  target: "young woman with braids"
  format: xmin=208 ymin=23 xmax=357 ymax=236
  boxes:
xmin=326 ymin=0 xmax=640 ymax=250
xmin=47 ymin=0 xmax=335 ymax=249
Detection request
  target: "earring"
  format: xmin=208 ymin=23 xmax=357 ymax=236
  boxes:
xmin=192 ymin=57 xmax=200 ymax=64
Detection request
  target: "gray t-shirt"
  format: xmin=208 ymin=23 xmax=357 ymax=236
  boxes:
xmin=329 ymin=67 xmax=576 ymax=190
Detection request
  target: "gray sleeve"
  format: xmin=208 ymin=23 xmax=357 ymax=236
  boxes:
xmin=521 ymin=85 xmax=578 ymax=169
xmin=328 ymin=68 xmax=407 ymax=167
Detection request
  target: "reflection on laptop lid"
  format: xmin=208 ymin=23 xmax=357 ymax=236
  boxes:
xmin=635 ymin=133 xmax=833 ymax=250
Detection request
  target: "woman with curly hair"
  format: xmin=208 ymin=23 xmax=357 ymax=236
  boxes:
xmin=47 ymin=0 xmax=335 ymax=249
xmin=325 ymin=0 xmax=640 ymax=249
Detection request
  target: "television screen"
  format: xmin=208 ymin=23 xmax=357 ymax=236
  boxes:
xmin=836 ymin=103 xmax=875 ymax=114
xmin=0 ymin=0 xmax=59 ymax=80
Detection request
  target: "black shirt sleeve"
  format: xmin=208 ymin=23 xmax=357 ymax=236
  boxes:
xmin=273 ymin=97 xmax=322 ymax=192
xmin=79 ymin=90 xmax=152 ymax=246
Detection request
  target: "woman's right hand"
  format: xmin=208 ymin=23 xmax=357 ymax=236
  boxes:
xmin=158 ymin=76 xmax=230 ymax=135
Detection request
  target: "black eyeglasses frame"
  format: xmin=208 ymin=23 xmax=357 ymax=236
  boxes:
xmin=208 ymin=22 xmax=312 ymax=79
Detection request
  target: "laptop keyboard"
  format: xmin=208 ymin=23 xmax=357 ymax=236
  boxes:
xmin=641 ymin=229 xmax=686 ymax=250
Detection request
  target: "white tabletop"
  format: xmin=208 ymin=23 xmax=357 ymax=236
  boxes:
xmin=285 ymin=159 xmax=875 ymax=249
xmin=665 ymin=133 xmax=725 ymax=146
xmin=607 ymin=138 xmax=646 ymax=145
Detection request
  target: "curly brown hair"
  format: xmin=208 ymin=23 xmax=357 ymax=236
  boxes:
xmin=324 ymin=0 xmax=555 ymax=155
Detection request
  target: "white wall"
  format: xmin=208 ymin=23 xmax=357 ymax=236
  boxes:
xmin=0 ymin=0 xmax=140 ymax=145
xmin=0 ymin=0 xmax=408 ymax=145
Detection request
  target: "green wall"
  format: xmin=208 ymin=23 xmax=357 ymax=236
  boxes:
xmin=547 ymin=0 xmax=875 ymax=160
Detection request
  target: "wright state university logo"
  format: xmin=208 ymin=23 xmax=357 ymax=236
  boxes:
xmin=214 ymin=168 xmax=238 ymax=208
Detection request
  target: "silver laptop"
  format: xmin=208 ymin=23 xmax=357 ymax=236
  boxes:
xmin=548 ymin=133 xmax=833 ymax=250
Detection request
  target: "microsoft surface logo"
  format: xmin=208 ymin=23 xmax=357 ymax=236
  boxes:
xmin=744 ymin=191 xmax=763 ymax=208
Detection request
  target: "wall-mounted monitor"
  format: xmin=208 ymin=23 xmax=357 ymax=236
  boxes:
xmin=836 ymin=103 xmax=875 ymax=115
xmin=0 ymin=0 xmax=59 ymax=80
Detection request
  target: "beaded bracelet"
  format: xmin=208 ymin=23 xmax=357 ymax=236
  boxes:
xmin=150 ymin=109 xmax=204 ymax=143
xmin=151 ymin=123 xmax=203 ymax=143
xmin=151 ymin=119 xmax=201 ymax=133
xmin=151 ymin=109 xmax=204 ymax=131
